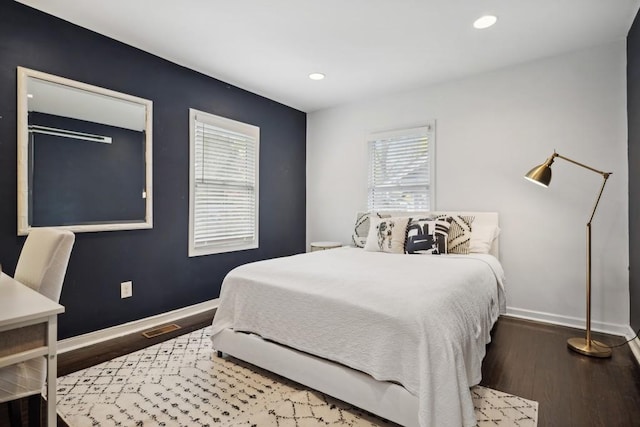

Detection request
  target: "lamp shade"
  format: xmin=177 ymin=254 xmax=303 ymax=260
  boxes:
xmin=524 ymin=162 xmax=552 ymax=187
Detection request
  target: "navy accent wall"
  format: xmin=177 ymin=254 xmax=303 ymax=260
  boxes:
xmin=0 ymin=2 xmax=306 ymax=338
xmin=628 ymin=10 xmax=640 ymax=333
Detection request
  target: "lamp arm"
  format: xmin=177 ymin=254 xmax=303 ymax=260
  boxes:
xmin=588 ymin=175 xmax=610 ymax=225
xmin=552 ymin=152 xmax=612 ymax=225
xmin=553 ymin=152 xmax=610 ymax=177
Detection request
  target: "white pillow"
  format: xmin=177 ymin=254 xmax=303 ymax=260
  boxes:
xmin=469 ymin=225 xmax=500 ymax=254
xmin=364 ymin=216 xmax=410 ymax=253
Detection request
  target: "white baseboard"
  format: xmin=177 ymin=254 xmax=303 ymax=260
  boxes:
xmin=629 ymin=334 xmax=640 ymax=366
xmin=58 ymin=299 xmax=219 ymax=354
xmin=505 ymin=306 xmax=631 ymax=337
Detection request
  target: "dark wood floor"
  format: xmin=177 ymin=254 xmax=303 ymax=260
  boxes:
xmin=480 ymin=316 xmax=640 ymax=427
xmin=1 ymin=313 xmax=638 ymax=427
xmin=55 ymin=310 xmax=216 ymax=378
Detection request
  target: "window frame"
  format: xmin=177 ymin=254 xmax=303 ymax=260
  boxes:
xmin=366 ymin=123 xmax=435 ymax=212
xmin=188 ymin=108 xmax=260 ymax=257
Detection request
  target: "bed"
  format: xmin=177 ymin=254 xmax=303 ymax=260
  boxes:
xmin=210 ymin=212 xmax=505 ymax=427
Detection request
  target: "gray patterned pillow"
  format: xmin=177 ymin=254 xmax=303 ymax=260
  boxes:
xmin=436 ymin=214 xmax=474 ymax=254
xmin=351 ymin=212 xmax=390 ymax=248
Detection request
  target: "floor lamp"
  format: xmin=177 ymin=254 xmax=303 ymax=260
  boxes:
xmin=524 ymin=151 xmax=612 ymax=358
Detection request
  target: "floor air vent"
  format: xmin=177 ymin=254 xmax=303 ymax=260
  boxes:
xmin=142 ymin=323 xmax=181 ymax=339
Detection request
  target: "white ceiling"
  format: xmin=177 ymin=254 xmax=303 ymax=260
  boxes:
xmin=16 ymin=0 xmax=640 ymax=113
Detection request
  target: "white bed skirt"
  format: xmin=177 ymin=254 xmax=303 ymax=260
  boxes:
xmin=212 ymin=328 xmax=419 ymax=427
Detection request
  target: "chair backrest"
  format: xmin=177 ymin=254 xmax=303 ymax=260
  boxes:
xmin=14 ymin=228 xmax=75 ymax=302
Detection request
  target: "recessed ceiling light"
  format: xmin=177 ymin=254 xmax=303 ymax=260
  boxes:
xmin=309 ymin=73 xmax=325 ymax=81
xmin=27 ymin=93 xmax=34 ymax=98
xmin=473 ymin=15 xmax=497 ymax=29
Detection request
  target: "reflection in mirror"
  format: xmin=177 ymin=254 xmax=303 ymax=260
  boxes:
xmin=17 ymin=67 xmax=153 ymax=235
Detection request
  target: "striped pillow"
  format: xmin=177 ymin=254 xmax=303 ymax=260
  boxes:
xmin=436 ymin=214 xmax=474 ymax=254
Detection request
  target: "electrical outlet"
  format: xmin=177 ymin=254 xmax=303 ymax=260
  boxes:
xmin=121 ymin=281 xmax=133 ymax=298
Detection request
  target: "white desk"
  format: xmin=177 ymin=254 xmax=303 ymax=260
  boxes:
xmin=0 ymin=272 xmax=65 ymax=426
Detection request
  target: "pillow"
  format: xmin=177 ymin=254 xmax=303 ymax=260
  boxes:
xmin=469 ymin=225 xmax=500 ymax=254
xmin=352 ymin=212 xmax=390 ymax=248
xmin=364 ymin=216 xmax=410 ymax=253
xmin=405 ymin=217 xmax=452 ymax=255
xmin=435 ymin=214 xmax=474 ymax=254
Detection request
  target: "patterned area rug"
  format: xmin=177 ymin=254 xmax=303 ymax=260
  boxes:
xmin=57 ymin=327 xmax=538 ymax=426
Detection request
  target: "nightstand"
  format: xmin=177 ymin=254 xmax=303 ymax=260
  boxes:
xmin=310 ymin=241 xmax=343 ymax=252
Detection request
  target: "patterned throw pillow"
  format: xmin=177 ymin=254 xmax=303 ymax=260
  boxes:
xmin=364 ymin=216 xmax=410 ymax=253
xmin=352 ymin=212 xmax=391 ymax=248
xmin=405 ymin=217 xmax=452 ymax=255
xmin=436 ymin=214 xmax=474 ymax=254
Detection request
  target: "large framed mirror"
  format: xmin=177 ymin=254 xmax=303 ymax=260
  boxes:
xmin=17 ymin=67 xmax=153 ymax=235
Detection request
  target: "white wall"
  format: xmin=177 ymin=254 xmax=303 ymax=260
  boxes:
xmin=307 ymin=40 xmax=630 ymax=333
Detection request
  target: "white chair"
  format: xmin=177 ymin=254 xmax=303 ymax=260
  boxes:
xmin=0 ymin=228 xmax=75 ymax=426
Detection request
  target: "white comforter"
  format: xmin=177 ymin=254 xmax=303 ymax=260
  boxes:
xmin=210 ymin=247 xmax=506 ymax=427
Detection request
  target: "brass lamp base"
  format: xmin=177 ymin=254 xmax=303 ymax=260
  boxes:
xmin=567 ymin=337 xmax=612 ymax=358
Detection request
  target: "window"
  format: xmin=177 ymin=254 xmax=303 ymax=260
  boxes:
xmin=189 ymin=109 xmax=259 ymax=256
xmin=367 ymin=124 xmax=435 ymax=211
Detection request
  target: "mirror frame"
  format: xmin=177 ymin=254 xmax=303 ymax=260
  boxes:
xmin=17 ymin=66 xmax=153 ymax=235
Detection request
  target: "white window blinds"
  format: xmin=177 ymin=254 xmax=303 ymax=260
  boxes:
xmin=367 ymin=125 xmax=434 ymax=212
xmin=189 ymin=109 xmax=259 ymax=256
